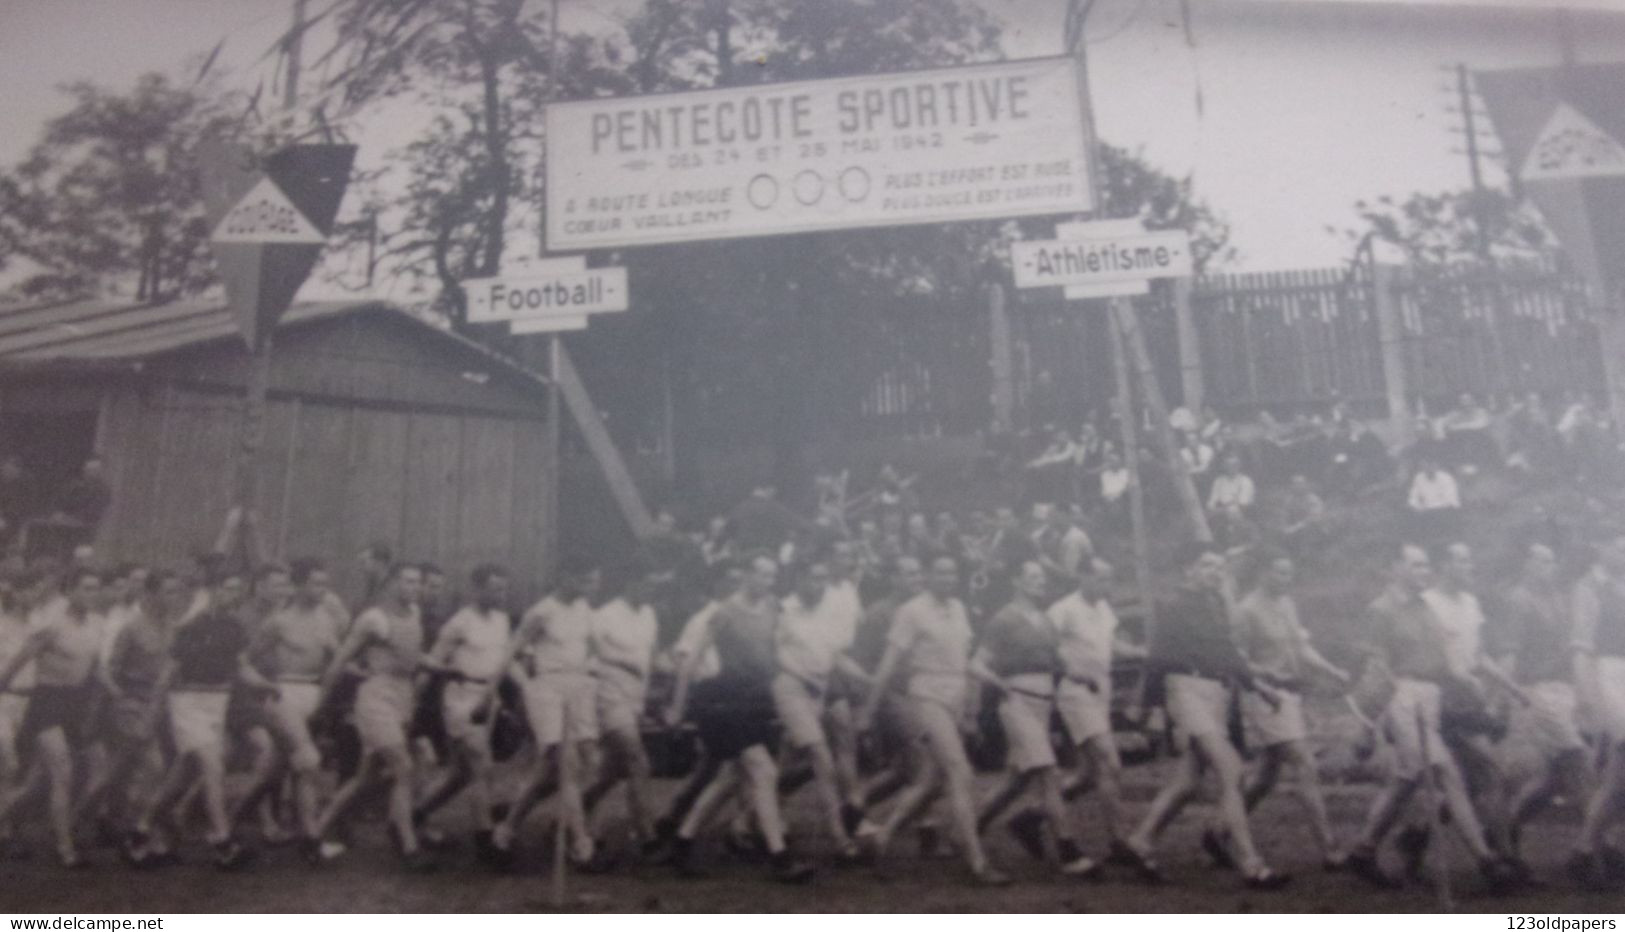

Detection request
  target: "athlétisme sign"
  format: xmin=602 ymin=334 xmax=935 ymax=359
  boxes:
xmin=1011 ymin=228 xmax=1192 ymax=289
xmin=544 ymin=57 xmax=1092 ymax=250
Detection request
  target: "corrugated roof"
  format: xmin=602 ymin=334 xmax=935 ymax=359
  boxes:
xmin=0 ymin=298 xmax=552 ymax=392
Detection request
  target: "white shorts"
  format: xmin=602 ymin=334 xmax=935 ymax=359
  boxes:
xmin=998 ymin=678 xmax=1057 ymax=772
xmin=595 ymin=670 xmax=647 ymax=739
xmin=1513 ymin=681 xmax=1586 ymax=760
xmin=902 ymin=695 xmax=974 ymax=778
xmin=1166 ymin=674 xmax=1230 ymax=741
xmin=0 ymin=693 xmax=27 ymax=762
xmin=442 ymin=680 xmax=493 ymax=746
xmin=168 ymin=690 xmax=229 ymax=758
xmin=1243 ymin=687 xmax=1308 ymax=748
xmin=1385 ymin=678 xmax=1446 ymax=781
xmin=1055 ymin=676 xmax=1111 ymax=746
xmin=354 ymin=676 xmax=414 ymax=753
xmin=522 ymin=672 xmax=598 ymax=747
xmin=772 ymin=673 xmax=828 ymax=750
xmin=267 ymin=681 xmax=323 ymax=771
xmin=1594 ymin=657 xmax=1625 ymax=745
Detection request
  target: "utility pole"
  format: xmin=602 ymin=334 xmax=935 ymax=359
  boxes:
xmin=1458 ymin=63 xmax=1491 ymax=261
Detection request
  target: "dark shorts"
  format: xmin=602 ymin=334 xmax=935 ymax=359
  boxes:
xmin=19 ymin=683 xmax=96 ymax=749
xmin=691 ymin=676 xmax=777 ymax=761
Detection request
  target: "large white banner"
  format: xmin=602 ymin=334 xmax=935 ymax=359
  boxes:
xmin=544 ymin=57 xmax=1092 ymax=250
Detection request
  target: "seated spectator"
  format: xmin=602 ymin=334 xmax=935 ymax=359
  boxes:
xmin=1440 ymin=392 xmax=1498 ymax=477
xmin=1207 ymin=455 xmax=1257 ymax=545
xmin=1026 ymin=428 xmax=1078 ymax=505
xmin=1406 ymin=456 xmax=1461 ymax=543
xmin=1273 ymin=474 xmax=1332 ymax=551
xmin=1097 ymin=450 xmax=1132 ymax=532
xmin=1031 ymin=503 xmax=1093 ymax=587
xmin=1504 ymin=391 xmax=1557 ymax=479
xmin=1180 ymin=432 xmax=1215 ymax=493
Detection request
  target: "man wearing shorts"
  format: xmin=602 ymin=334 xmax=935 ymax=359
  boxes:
xmin=126 ymin=570 xmax=260 ymax=869
xmin=773 ymin=555 xmax=864 ymax=859
xmin=664 ymin=553 xmax=814 ymax=883
xmin=225 ymin=563 xmax=295 ymax=842
xmin=311 ymin=563 xmax=429 ymax=869
xmin=1568 ymin=533 xmax=1625 ymax=889
xmin=1120 ymin=546 xmax=1290 ymax=890
xmin=245 ymin=558 xmax=342 ymax=849
xmin=851 ymin=556 xmax=927 ymax=819
xmin=487 ymin=558 xmax=600 ymax=864
xmin=1044 ymin=558 xmax=1143 ymax=859
xmin=0 ymin=568 xmax=106 ymax=867
xmin=0 ymin=570 xmax=45 ymax=806
xmin=85 ymin=570 xmax=187 ymax=835
xmin=415 ymin=564 xmax=512 ymax=860
xmin=971 ymin=559 xmax=1098 ymax=877
xmin=1346 ymin=543 xmax=1519 ymax=890
xmin=582 ymin=561 xmax=660 ymax=855
xmin=1212 ymin=552 xmax=1350 ymax=870
xmin=858 ymin=554 xmax=1010 ymax=886
xmin=1492 ymin=543 xmax=1592 ymax=861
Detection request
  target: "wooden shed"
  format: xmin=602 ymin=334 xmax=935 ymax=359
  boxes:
xmin=0 ymin=298 xmax=555 ymax=599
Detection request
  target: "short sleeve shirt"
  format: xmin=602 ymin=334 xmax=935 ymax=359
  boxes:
xmin=1049 ymin=592 xmax=1119 ymax=688
xmin=979 ymin=602 xmax=1058 ymax=679
xmin=1422 ymin=588 xmax=1485 ymax=678
xmin=433 ymin=606 xmax=512 ymax=682
xmin=590 ymin=598 xmax=658 ymax=684
xmin=1234 ymin=590 xmax=1311 ymax=684
xmin=170 ymin=610 xmax=248 ymax=690
xmin=777 ymin=591 xmax=858 ymax=692
xmin=1366 ymin=587 xmax=1449 ymax=682
xmin=1493 ymin=584 xmax=1571 ymax=684
xmin=518 ymin=595 xmax=592 ymax=675
xmin=888 ymin=593 xmax=973 ymax=709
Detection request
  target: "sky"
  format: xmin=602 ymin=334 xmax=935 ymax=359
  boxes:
xmin=3 ymin=0 xmax=1625 ymax=281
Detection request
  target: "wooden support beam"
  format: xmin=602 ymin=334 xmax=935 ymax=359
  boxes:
xmin=1372 ymin=263 xmax=1413 ymax=445
xmin=1173 ymin=277 xmax=1204 ymax=413
xmin=553 ymin=343 xmax=657 ymax=540
xmin=988 ymin=280 xmax=1015 ymax=432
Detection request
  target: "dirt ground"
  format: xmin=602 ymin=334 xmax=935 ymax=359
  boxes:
xmin=4 ymin=763 xmax=1623 ymax=915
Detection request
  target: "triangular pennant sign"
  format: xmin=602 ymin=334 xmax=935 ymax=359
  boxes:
xmin=1476 ymin=63 xmax=1625 ymax=304
xmin=1521 ymin=103 xmax=1625 ymax=181
xmin=197 ymin=142 xmax=356 ymax=348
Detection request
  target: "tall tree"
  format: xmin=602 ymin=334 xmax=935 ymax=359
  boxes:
xmin=0 ymin=73 xmax=240 ymax=302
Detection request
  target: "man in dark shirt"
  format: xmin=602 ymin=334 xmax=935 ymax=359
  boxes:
xmin=127 ymin=570 xmax=266 ymax=869
xmin=1494 ymin=543 xmax=1593 ymax=860
xmin=970 ymin=560 xmax=1098 ymax=878
xmin=1120 ymin=544 xmax=1290 ymax=890
xmin=1346 ymin=543 xmax=1519 ymax=891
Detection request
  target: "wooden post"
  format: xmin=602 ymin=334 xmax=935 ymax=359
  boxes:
xmin=1372 ymin=263 xmax=1413 ymax=445
xmin=235 ymin=333 xmax=274 ymax=512
xmin=1069 ymin=14 xmax=1211 ymax=546
xmin=988 ymin=280 xmax=1015 ymax=432
xmin=555 ymin=346 xmax=657 ymax=539
xmin=1173 ymin=277 xmax=1204 ymax=413
xmin=1108 ymin=308 xmax=1152 ymax=607
xmin=1596 ymin=310 xmax=1625 ymax=430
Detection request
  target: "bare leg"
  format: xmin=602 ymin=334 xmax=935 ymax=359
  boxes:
xmin=494 ymin=744 xmax=560 ymax=846
xmin=37 ymin=730 xmax=78 ymax=863
xmin=977 ymin=769 xmax=1035 ymax=832
xmin=1083 ymin=737 xmax=1128 ymax=842
xmin=738 ymin=745 xmax=790 ymax=853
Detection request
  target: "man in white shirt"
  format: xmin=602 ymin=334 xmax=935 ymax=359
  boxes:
xmin=1046 ymin=559 xmax=1143 ymax=854
xmin=773 ymin=556 xmax=864 ymax=858
xmin=1407 ymin=457 xmax=1462 ymax=542
xmin=582 ymin=562 xmax=661 ymax=852
xmin=1206 ymin=455 xmax=1256 ymax=544
xmin=485 ymin=558 xmax=601 ymax=865
xmin=414 ymin=564 xmax=513 ymax=859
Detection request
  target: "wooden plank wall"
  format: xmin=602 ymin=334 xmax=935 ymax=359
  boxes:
xmin=100 ymin=386 xmax=553 ymax=604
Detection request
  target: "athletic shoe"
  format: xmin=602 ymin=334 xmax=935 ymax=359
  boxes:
xmin=417 ymin=826 xmax=455 ymax=853
xmin=1007 ymin=809 xmax=1047 ymax=862
xmin=212 ymin=839 xmax=254 ymax=871
xmin=840 ymin=803 xmax=865 ymax=837
xmin=1395 ymin=825 xmax=1430 ymax=882
xmin=1322 ymin=850 xmax=1349 ymax=872
xmin=971 ymin=865 xmax=1014 ymax=887
xmin=1242 ymin=867 xmax=1293 ymax=890
xmin=724 ymin=827 xmax=767 ymax=862
xmin=1346 ymin=850 xmax=1401 ymax=889
xmin=1060 ymin=854 xmax=1103 ymax=879
xmin=1567 ymin=851 xmax=1610 ymax=892
xmin=1479 ymin=856 xmax=1523 ymax=893
xmin=770 ymin=850 xmax=815 ymax=884
xmin=1200 ymin=829 xmax=1236 ymax=870
xmin=1117 ymin=843 xmax=1164 ymax=884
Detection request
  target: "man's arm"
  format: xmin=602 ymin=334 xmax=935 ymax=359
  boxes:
xmin=0 ymin=627 xmax=48 ymax=692
xmin=319 ymin=614 xmax=374 ymax=701
xmin=664 ymin=611 xmax=716 ymax=729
